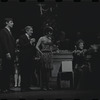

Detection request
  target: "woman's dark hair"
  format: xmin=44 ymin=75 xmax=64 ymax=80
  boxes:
xmin=5 ymin=18 xmax=13 ymax=22
xmin=3 ymin=18 xmax=13 ymax=26
xmin=43 ymin=26 xmax=53 ymax=35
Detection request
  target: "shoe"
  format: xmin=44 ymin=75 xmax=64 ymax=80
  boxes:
xmin=47 ymin=88 xmax=53 ymax=90
xmin=42 ymin=88 xmax=47 ymax=91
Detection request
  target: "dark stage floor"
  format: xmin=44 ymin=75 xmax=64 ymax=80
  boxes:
xmin=0 ymin=87 xmax=100 ymax=100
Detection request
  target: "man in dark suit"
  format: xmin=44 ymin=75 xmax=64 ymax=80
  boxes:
xmin=0 ymin=18 xmax=15 ymax=92
xmin=19 ymin=26 xmax=35 ymax=91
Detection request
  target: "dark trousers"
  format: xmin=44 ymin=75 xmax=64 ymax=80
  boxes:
xmin=20 ymin=59 xmax=34 ymax=89
xmin=0 ymin=57 xmax=14 ymax=90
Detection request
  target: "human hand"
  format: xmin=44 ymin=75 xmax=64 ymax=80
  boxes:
xmin=91 ymin=44 xmax=98 ymax=51
xmin=30 ymin=38 xmax=35 ymax=45
xmin=31 ymin=38 xmax=35 ymax=43
xmin=6 ymin=53 xmax=11 ymax=59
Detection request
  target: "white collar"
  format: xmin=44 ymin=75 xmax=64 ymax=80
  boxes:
xmin=25 ymin=33 xmax=30 ymax=40
xmin=5 ymin=26 xmax=11 ymax=32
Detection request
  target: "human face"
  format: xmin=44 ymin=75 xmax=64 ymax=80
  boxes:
xmin=6 ymin=20 xmax=14 ymax=28
xmin=27 ymin=27 xmax=33 ymax=36
xmin=79 ymin=42 xmax=84 ymax=50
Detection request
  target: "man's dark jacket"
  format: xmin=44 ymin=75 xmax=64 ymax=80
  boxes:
xmin=0 ymin=28 xmax=15 ymax=58
xmin=19 ymin=34 xmax=35 ymax=62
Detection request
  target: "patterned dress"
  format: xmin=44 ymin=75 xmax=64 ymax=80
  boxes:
xmin=41 ymin=38 xmax=53 ymax=69
xmin=39 ymin=36 xmax=53 ymax=89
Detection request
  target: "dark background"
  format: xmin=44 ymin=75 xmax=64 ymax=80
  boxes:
xmin=0 ymin=2 xmax=100 ymax=45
